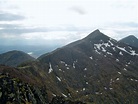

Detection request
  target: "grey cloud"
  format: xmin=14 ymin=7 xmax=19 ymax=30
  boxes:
xmin=119 ymin=22 xmax=138 ymax=28
xmin=111 ymin=22 xmax=138 ymax=28
xmin=118 ymin=22 xmax=138 ymax=37
xmin=111 ymin=28 xmax=138 ymax=40
xmin=116 ymin=29 xmax=138 ymax=36
xmin=0 ymin=12 xmax=25 ymax=21
xmin=106 ymin=22 xmax=138 ymax=38
xmin=70 ymin=6 xmax=86 ymax=15
xmin=0 ymin=24 xmax=22 ymax=29
xmin=0 ymin=23 xmax=48 ymax=35
xmin=0 ymin=27 xmax=48 ymax=35
xmin=0 ymin=23 xmax=91 ymax=35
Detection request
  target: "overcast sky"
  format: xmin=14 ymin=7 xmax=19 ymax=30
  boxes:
xmin=0 ymin=0 xmax=138 ymax=46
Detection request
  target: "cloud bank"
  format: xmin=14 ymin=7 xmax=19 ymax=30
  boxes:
xmin=0 ymin=0 xmax=137 ymax=46
xmin=0 ymin=12 xmax=25 ymax=21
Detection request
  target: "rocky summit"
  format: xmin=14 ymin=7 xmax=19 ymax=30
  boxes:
xmin=0 ymin=29 xmax=138 ymax=104
xmin=119 ymin=35 xmax=138 ymax=48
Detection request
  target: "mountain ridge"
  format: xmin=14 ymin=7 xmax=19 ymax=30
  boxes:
xmin=0 ymin=30 xmax=138 ymax=103
xmin=119 ymin=35 xmax=138 ymax=48
xmin=36 ymin=29 xmax=138 ymax=103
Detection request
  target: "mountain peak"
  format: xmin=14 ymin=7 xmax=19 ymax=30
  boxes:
xmin=119 ymin=35 xmax=138 ymax=48
xmin=127 ymin=35 xmax=137 ymax=39
xmin=92 ymin=29 xmax=101 ymax=33
xmin=84 ymin=29 xmax=109 ymax=41
xmin=121 ymin=35 xmax=137 ymax=41
xmin=88 ymin=29 xmax=101 ymax=36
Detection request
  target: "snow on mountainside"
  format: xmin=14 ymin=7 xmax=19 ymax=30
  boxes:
xmin=0 ymin=29 xmax=138 ymax=103
xmin=36 ymin=29 xmax=138 ymax=103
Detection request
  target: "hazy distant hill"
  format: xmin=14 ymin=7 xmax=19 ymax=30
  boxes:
xmin=0 ymin=45 xmax=59 ymax=58
xmin=119 ymin=35 xmax=138 ymax=48
xmin=0 ymin=50 xmax=35 ymax=67
xmin=0 ymin=30 xmax=138 ymax=103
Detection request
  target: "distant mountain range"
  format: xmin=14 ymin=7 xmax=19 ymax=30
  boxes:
xmin=0 ymin=45 xmax=59 ymax=58
xmin=119 ymin=35 xmax=138 ymax=48
xmin=0 ymin=30 xmax=138 ymax=104
xmin=0 ymin=50 xmax=35 ymax=67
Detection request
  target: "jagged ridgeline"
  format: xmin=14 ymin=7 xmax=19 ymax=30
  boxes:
xmin=0 ymin=30 xmax=138 ymax=104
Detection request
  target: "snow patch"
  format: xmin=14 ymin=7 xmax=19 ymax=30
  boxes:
xmin=116 ymin=46 xmax=138 ymax=56
xmin=104 ymin=87 xmax=107 ymax=90
xmin=52 ymin=94 xmax=56 ymax=97
xmin=94 ymin=43 xmax=111 ymax=52
xmin=60 ymin=61 xmax=65 ymax=64
xmin=27 ymin=52 xmax=33 ymax=55
xmin=101 ymin=47 xmax=106 ymax=52
xmin=83 ymin=88 xmax=86 ymax=91
xmin=125 ymin=64 xmax=128 ymax=67
xmin=66 ymin=67 xmax=69 ymax=69
xmin=104 ymin=43 xmax=111 ymax=47
xmin=118 ymin=72 xmax=121 ymax=74
xmin=73 ymin=63 xmax=75 ymax=68
xmin=128 ymin=46 xmax=132 ymax=49
xmin=48 ymin=63 xmax=53 ymax=73
xmin=59 ymin=69 xmax=62 ymax=71
xmin=94 ymin=44 xmax=102 ymax=50
xmin=104 ymin=55 xmax=107 ymax=57
xmin=112 ymin=47 xmax=116 ymax=51
xmin=108 ymin=40 xmax=114 ymax=46
xmin=116 ymin=46 xmax=128 ymax=53
xmin=130 ymin=78 xmax=134 ymax=81
xmin=62 ymin=93 xmax=67 ymax=97
xmin=56 ymin=76 xmax=61 ymax=81
xmin=123 ymin=68 xmax=127 ymax=71
xmin=119 ymin=51 xmax=123 ymax=55
xmin=130 ymin=50 xmax=138 ymax=56
xmin=86 ymin=82 xmax=88 ymax=84
xmin=116 ymin=78 xmax=119 ymax=81
xmin=95 ymin=49 xmax=101 ymax=54
xmin=84 ymin=68 xmax=87 ymax=71
xmin=109 ymin=88 xmax=113 ymax=90
xmin=116 ymin=59 xmax=119 ymax=62
xmin=107 ymin=52 xmax=113 ymax=55
xmin=89 ymin=56 xmax=93 ymax=59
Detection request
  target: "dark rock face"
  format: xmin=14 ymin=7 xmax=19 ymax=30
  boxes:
xmin=0 ymin=72 xmax=85 ymax=104
xmin=119 ymin=35 xmax=138 ymax=48
xmin=0 ymin=50 xmax=35 ymax=67
xmin=0 ymin=73 xmax=49 ymax=104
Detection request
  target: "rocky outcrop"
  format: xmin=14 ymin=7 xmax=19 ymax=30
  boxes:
xmin=0 ymin=72 xmax=85 ymax=104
